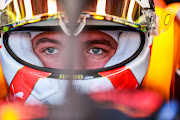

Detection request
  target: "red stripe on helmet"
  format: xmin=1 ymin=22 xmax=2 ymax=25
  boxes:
xmin=9 ymin=66 xmax=51 ymax=102
xmin=149 ymin=44 xmax=152 ymax=55
xmin=99 ymin=66 xmax=139 ymax=91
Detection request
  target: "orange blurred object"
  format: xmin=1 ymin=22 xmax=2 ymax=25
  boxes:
xmin=0 ymin=62 xmax=8 ymax=99
xmin=142 ymin=1 xmax=180 ymax=100
xmin=0 ymin=101 xmax=48 ymax=120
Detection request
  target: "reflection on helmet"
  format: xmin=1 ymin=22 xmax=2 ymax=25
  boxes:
xmin=0 ymin=0 xmax=155 ymax=105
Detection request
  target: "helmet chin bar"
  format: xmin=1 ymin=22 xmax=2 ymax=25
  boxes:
xmin=58 ymin=15 xmax=86 ymax=36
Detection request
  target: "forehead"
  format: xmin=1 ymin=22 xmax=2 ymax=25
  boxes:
xmin=32 ymin=30 xmax=117 ymax=43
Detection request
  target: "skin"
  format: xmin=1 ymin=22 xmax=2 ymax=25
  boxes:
xmin=32 ymin=30 xmax=117 ymax=69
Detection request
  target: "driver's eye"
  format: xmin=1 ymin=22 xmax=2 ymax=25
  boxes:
xmin=89 ymin=48 xmax=103 ymax=55
xmin=45 ymin=47 xmax=58 ymax=54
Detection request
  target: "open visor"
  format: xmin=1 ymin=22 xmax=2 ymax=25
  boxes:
xmin=3 ymin=22 xmax=145 ymax=72
xmin=0 ymin=0 xmax=153 ymax=32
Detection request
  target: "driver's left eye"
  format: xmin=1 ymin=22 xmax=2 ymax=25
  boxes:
xmin=89 ymin=48 xmax=103 ymax=55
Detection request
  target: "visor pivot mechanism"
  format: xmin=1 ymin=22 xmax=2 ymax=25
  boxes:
xmin=142 ymin=9 xmax=157 ymax=34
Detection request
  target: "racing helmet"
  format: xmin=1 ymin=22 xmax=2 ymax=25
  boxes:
xmin=0 ymin=0 xmax=156 ymax=104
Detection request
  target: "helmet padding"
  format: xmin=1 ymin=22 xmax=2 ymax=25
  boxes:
xmin=104 ymin=32 xmax=141 ymax=67
xmin=8 ymin=32 xmax=44 ymax=67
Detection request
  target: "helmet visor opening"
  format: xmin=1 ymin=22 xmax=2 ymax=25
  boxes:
xmin=4 ymin=25 xmax=145 ymax=73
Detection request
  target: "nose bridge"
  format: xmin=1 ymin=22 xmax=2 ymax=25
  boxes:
xmin=73 ymin=48 xmax=86 ymax=69
xmin=65 ymin=34 xmax=85 ymax=70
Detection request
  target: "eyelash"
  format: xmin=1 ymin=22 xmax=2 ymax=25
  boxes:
xmin=42 ymin=47 xmax=59 ymax=55
xmin=88 ymin=48 xmax=105 ymax=55
xmin=41 ymin=47 xmax=107 ymax=56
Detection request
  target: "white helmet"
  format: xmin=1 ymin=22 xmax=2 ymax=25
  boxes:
xmin=0 ymin=0 xmax=156 ymax=105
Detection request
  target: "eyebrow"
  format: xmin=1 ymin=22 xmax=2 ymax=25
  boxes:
xmin=83 ymin=39 xmax=116 ymax=49
xmin=34 ymin=38 xmax=62 ymax=48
